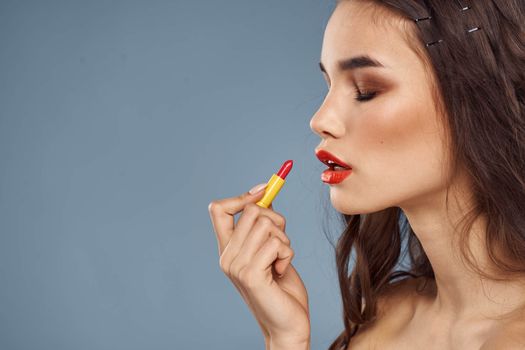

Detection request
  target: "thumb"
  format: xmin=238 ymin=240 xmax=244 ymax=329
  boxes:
xmin=248 ymin=182 xmax=268 ymax=196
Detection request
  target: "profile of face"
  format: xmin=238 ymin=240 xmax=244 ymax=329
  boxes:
xmin=310 ymin=0 xmax=453 ymax=215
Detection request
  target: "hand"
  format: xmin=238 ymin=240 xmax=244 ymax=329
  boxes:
xmin=208 ymin=186 xmax=311 ymax=346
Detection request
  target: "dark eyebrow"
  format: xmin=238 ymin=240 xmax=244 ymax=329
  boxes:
xmin=319 ymin=55 xmax=385 ymax=75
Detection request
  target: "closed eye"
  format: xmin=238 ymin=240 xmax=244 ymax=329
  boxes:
xmin=354 ymin=88 xmax=377 ymax=102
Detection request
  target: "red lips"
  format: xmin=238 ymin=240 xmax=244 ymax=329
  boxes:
xmin=315 ymin=149 xmax=352 ymax=169
xmin=321 ymin=168 xmax=352 ymax=184
xmin=315 ymin=149 xmax=353 ymax=184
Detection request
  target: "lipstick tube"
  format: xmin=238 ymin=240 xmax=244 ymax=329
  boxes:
xmin=256 ymin=160 xmax=293 ymax=208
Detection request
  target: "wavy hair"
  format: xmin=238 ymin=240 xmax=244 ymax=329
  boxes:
xmin=326 ymin=1 xmax=525 ymax=349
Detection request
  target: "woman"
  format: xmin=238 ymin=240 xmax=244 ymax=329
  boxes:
xmin=208 ymin=0 xmax=525 ymax=349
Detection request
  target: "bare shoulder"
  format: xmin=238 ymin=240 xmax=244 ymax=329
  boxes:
xmin=346 ymin=276 xmax=433 ymax=349
xmin=481 ymin=310 xmax=525 ymax=350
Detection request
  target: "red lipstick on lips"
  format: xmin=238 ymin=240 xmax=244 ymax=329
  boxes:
xmin=315 ymin=149 xmax=353 ymax=185
xmin=321 ymin=168 xmax=352 ymax=184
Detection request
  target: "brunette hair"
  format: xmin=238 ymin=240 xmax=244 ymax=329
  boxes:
xmin=325 ymin=1 xmax=525 ymax=349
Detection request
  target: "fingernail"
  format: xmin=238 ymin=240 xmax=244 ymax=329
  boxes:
xmin=249 ymin=183 xmax=267 ymax=195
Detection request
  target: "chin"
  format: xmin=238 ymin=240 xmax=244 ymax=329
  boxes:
xmin=329 ymin=187 xmax=393 ymax=215
xmin=329 ymin=189 xmax=364 ymax=215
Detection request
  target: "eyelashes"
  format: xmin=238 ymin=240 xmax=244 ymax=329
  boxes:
xmin=323 ymin=84 xmax=378 ymax=102
xmin=354 ymin=87 xmax=377 ymax=102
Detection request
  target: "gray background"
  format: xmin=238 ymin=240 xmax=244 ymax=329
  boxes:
xmin=0 ymin=0 xmax=347 ymax=349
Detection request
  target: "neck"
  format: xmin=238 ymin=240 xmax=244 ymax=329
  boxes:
xmin=400 ymin=174 xmax=525 ymax=320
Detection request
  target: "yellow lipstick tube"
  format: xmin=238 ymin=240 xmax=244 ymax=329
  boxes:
xmin=256 ymin=174 xmax=285 ymax=208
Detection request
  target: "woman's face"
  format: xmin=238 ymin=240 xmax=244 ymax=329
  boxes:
xmin=310 ymin=0 xmax=451 ymax=215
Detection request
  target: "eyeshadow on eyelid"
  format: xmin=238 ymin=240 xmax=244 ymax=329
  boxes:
xmin=322 ymin=69 xmax=392 ymax=89
xmin=354 ymin=73 xmax=393 ymax=87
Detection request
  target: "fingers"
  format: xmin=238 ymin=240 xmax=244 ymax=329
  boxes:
xmin=208 ymin=189 xmax=267 ymax=255
xmin=210 ymin=186 xmax=290 ymax=290
xmin=237 ymin=236 xmax=294 ymax=289
xmin=229 ymin=216 xmax=291 ymax=279
xmin=253 ymin=236 xmax=294 ymax=277
xmin=219 ymin=203 xmax=287 ymax=271
xmin=227 ymin=202 xmax=286 ymax=250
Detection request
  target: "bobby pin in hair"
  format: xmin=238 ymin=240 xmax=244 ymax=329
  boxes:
xmin=413 ymin=1 xmax=482 ymax=47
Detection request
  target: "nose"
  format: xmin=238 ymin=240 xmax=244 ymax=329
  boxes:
xmin=309 ymin=95 xmax=345 ymax=139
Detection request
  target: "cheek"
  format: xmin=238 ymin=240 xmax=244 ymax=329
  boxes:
xmin=354 ymin=98 xmax=430 ymax=167
xmin=347 ymin=96 xmax=448 ymax=201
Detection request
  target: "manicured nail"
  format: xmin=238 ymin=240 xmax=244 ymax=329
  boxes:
xmin=249 ymin=183 xmax=267 ymax=195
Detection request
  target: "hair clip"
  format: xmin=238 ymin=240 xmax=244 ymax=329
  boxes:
xmin=413 ymin=1 xmax=482 ymax=47
xmin=456 ymin=0 xmax=471 ymax=11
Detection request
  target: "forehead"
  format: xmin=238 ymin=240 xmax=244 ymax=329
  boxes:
xmin=321 ymin=1 xmax=421 ymax=73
